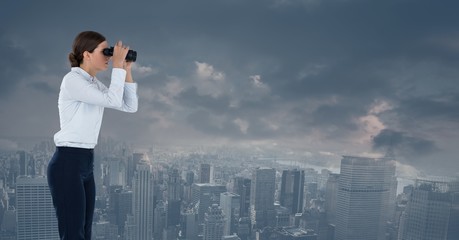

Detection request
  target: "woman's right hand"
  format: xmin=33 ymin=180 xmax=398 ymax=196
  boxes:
xmin=112 ymin=41 xmax=129 ymax=69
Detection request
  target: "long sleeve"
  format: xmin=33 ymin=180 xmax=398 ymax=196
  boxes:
xmin=62 ymin=68 xmax=126 ymax=108
xmin=114 ymin=82 xmax=138 ymax=113
xmin=54 ymin=67 xmax=136 ymax=148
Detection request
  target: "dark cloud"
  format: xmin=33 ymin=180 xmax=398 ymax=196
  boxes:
xmin=372 ymin=129 xmax=438 ymax=161
xmin=397 ymin=94 xmax=459 ymax=123
xmin=0 ymin=36 xmax=34 ymax=98
xmin=1 ymin=0 xmax=459 ymax=175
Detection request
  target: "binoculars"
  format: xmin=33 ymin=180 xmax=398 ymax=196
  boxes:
xmin=103 ymin=47 xmax=137 ymax=62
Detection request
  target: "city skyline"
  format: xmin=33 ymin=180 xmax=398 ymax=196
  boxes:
xmin=1 ymin=139 xmax=458 ymax=239
xmin=1 ymin=1 xmax=459 ymax=179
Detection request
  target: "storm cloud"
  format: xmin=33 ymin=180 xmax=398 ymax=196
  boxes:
xmin=1 ymin=0 xmax=459 ymax=174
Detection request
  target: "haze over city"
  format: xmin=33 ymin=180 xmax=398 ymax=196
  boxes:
xmin=1 ymin=0 xmax=459 ymax=177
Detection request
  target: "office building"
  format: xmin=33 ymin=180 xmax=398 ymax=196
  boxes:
xmin=232 ymin=177 xmax=251 ymax=217
xmin=16 ymin=176 xmax=59 ymax=240
xmin=203 ymin=204 xmax=225 ymax=240
xmin=107 ymin=186 xmax=132 ymax=237
xmin=280 ymin=169 xmax=305 ymax=214
xmin=200 ymin=163 xmax=211 ymax=183
xmin=250 ymin=167 xmax=276 ymax=229
xmin=335 ymin=156 xmax=395 ymax=240
xmin=132 ymin=158 xmax=154 ymax=240
xmin=398 ymin=178 xmax=455 ymax=240
xmin=192 ymin=183 xmax=227 ymax=222
xmin=220 ymin=192 xmax=240 ymax=236
xmin=324 ymin=173 xmax=339 ymax=225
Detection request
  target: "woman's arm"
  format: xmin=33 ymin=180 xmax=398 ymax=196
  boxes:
xmin=63 ymin=68 xmax=126 ymax=108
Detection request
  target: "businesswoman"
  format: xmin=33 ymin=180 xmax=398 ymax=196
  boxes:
xmin=47 ymin=31 xmax=138 ymax=239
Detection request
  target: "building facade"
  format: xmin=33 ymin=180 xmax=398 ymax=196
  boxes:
xmin=335 ymin=156 xmax=395 ymax=240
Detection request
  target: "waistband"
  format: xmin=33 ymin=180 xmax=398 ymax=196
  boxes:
xmin=56 ymin=146 xmax=94 ymax=153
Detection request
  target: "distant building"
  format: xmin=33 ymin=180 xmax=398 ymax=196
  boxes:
xmin=107 ymin=186 xmax=132 ymax=236
xmin=335 ymin=156 xmax=395 ymax=240
xmin=398 ymin=178 xmax=456 ymax=240
xmin=132 ymin=159 xmax=154 ymax=240
xmin=280 ymin=169 xmax=305 ymax=214
xmin=17 ymin=151 xmax=35 ymax=176
xmin=91 ymin=221 xmax=118 ymax=240
xmin=108 ymin=157 xmax=127 ymax=187
xmin=275 ymin=205 xmax=291 ymax=227
xmin=153 ymin=201 xmax=166 ymax=240
xmin=192 ymin=183 xmax=227 ymax=222
xmin=167 ymin=168 xmax=182 ymax=228
xmin=182 ymin=209 xmax=198 ymax=240
xmin=448 ymin=191 xmax=459 ymax=240
xmin=200 ymin=163 xmax=211 ymax=183
xmin=250 ymin=167 xmax=276 ymax=229
xmin=203 ymin=204 xmax=225 ymax=240
xmin=233 ymin=177 xmax=251 ymax=217
xmin=16 ymin=176 xmax=59 ymax=240
xmin=256 ymin=227 xmax=318 ymax=240
xmin=220 ymin=192 xmax=241 ymax=236
xmin=324 ymin=173 xmax=339 ymax=225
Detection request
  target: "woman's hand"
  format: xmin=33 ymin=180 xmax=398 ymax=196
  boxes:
xmin=112 ymin=41 xmax=129 ymax=69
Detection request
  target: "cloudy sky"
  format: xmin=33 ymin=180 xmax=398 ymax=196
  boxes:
xmin=1 ymin=0 xmax=459 ymax=175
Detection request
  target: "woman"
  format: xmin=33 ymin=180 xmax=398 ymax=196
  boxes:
xmin=47 ymin=31 xmax=138 ymax=239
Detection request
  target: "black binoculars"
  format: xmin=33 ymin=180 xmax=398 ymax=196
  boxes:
xmin=103 ymin=47 xmax=137 ymax=62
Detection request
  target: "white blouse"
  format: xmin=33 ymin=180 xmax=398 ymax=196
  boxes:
xmin=54 ymin=67 xmax=138 ymax=149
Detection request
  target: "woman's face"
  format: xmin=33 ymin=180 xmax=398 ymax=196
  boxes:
xmin=88 ymin=41 xmax=110 ymax=72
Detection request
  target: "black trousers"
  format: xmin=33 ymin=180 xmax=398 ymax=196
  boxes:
xmin=47 ymin=147 xmax=96 ymax=240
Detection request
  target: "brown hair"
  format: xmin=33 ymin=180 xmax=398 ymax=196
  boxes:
xmin=69 ymin=31 xmax=106 ymax=67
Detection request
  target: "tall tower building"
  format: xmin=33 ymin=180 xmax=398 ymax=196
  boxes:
xmin=220 ymin=192 xmax=240 ymax=236
xmin=17 ymin=151 xmax=35 ymax=176
xmin=127 ymin=153 xmax=147 ymax=187
xmin=280 ymin=169 xmax=305 ymax=214
xmin=200 ymin=163 xmax=211 ymax=183
xmin=16 ymin=176 xmax=59 ymax=240
xmin=184 ymin=170 xmax=195 ymax=203
xmin=448 ymin=191 xmax=459 ymax=240
xmin=398 ymin=178 xmax=455 ymax=240
xmin=203 ymin=204 xmax=225 ymax=240
xmin=324 ymin=173 xmax=340 ymax=225
xmin=167 ymin=168 xmax=182 ymax=228
xmin=107 ymin=186 xmax=132 ymax=237
xmin=250 ymin=167 xmax=276 ymax=229
xmin=335 ymin=156 xmax=395 ymax=240
xmin=153 ymin=201 xmax=166 ymax=240
xmin=132 ymin=158 xmax=154 ymax=240
xmin=192 ymin=183 xmax=227 ymax=222
xmin=232 ymin=177 xmax=251 ymax=217
xmin=108 ymin=157 xmax=127 ymax=187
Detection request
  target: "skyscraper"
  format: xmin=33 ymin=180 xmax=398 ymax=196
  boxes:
xmin=107 ymin=186 xmax=132 ymax=237
xmin=250 ymin=167 xmax=276 ymax=229
xmin=16 ymin=176 xmax=59 ymax=240
xmin=200 ymin=163 xmax=211 ymax=183
xmin=17 ymin=151 xmax=35 ymax=176
xmin=203 ymin=204 xmax=225 ymax=240
xmin=280 ymin=169 xmax=305 ymax=214
xmin=324 ymin=173 xmax=339 ymax=225
xmin=167 ymin=168 xmax=182 ymax=228
xmin=398 ymin=178 xmax=455 ymax=240
xmin=232 ymin=177 xmax=251 ymax=218
xmin=132 ymin=158 xmax=154 ymax=240
xmin=220 ymin=192 xmax=240 ymax=236
xmin=108 ymin=157 xmax=127 ymax=187
xmin=192 ymin=183 xmax=227 ymax=222
xmin=335 ymin=156 xmax=395 ymax=240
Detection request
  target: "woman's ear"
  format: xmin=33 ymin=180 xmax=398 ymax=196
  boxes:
xmin=83 ymin=51 xmax=91 ymax=62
